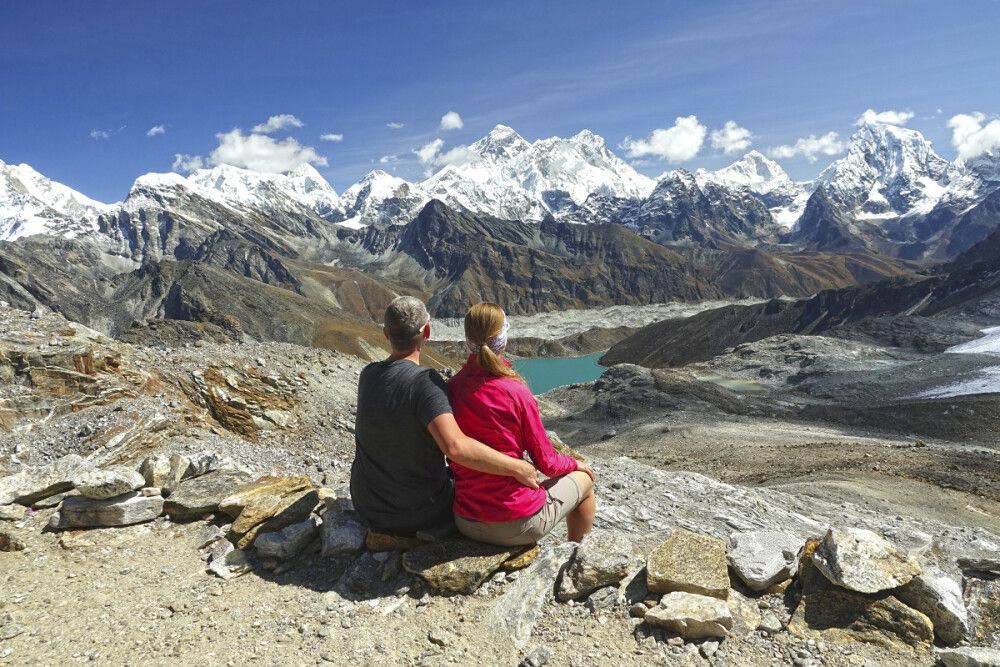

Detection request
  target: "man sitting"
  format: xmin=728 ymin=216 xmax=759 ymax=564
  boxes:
xmin=350 ymin=296 xmax=539 ymax=535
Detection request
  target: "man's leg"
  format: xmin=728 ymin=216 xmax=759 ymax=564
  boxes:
xmin=566 ymin=470 xmax=595 ymax=543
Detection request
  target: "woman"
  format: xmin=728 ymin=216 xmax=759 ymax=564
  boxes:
xmin=448 ymin=302 xmax=596 ymax=546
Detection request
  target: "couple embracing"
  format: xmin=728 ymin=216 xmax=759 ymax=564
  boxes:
xmin=350 ymin=296 xmax=595 ymax=546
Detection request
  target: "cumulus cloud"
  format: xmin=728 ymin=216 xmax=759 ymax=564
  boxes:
xmin=209 ymin=129 xmax=327 ymax=172
xmin=386 ymin=121 xmax=405 ymax=129
xmin=251 ymin=114 xmax=304 ymax=134
xmin=856 ymin=109 xmax=914 ymax=126
xmin=621 ymin=116 xmax=707 ymax=163
xmin=172 ymin=153 xmax=205 ymax=173
xmin=146 ymin=125 xmax=166 ymax=137
xmin=440 ymin=111 xmax=464 ymax=131
xmin=379 ymin=154 xmax=399 ymax=164
xmin=414 ymin=139 xmax=444 ymax=165
xmin=768 ymin=132 xmax=846 ymax=162
xmin=413 ymin=138 xmax=477 ymax=174
xmin=89 ymin=129 xmax=111 ymax=140
xmin=710 ymin=121 xmax=753 ymax=154
xmin=948 ymin=112 xmax=1000 ymax=161
xmin=319 ymin=133 xmax=344 ymax=142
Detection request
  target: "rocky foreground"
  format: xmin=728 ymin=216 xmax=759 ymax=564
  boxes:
xmin=1 ymin=304 xmax=1000 ymax=666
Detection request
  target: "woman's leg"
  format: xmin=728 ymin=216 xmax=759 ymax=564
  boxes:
xmin=566 ymin=470 xmax=596 ymax=542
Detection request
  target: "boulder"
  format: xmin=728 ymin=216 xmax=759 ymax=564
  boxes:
xmin=72 ymin=466 xmax=145 ymax=500
xmin=0 ymin=454 xmax=94 ymax=505
xmin=812 ymin=527 xmax=921 ymax=594
xmin=161 ymin=454 xmax=190 ymax=497
xmin=501 ymin=545 xmax=541 ymax=571
xmin=644 ymin=591 xmax=734 ymax=640
xmin=255 ymin=515 xmax=320 ymax=560
xmin=403 ymin=537 xmax=521 ymax=594
xmin=727 ymin=530 xmax=802 ymax=591
xmin=162 ymin=469 xmax=255 ymax=520
xmin=556 ymin=529 xmax=635 ymax=601
xmin=208 ymin=544 xmax=251 ymax=580
xmin=939 ymin=647 xmax=1000 ymax=667
xmin=965 ymin=576 xmax=1000 ymax=649
xmin=218 ymin=475 xmax=313 ymax=518
xmin=0 ymin=504 xmax=25 ymax=521
xmin=138 ymin=454 xmax=171 ymax=488
xmin=50 ymin=492 xmax=163 ymax=530
xmin=230 ymin=487 xmax=319 ymax=550
xmin=491 ymin=543 xmax=576 ymax=649
xmin=320 ymin=509 xmax=366 ymax=556
xmin=646 ymin=529 xmax=729 ymax=599
xmin=183 ymin=451 xmax=230 ymax=479
xmin=894 ymin=569 xmax=969 ymax=647
xmin=961 ymin=557 xmax=1000 ymax=577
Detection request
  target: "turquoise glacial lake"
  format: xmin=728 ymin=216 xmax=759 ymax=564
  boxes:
xmin=513 ymin=351 xmax=607 ymax=395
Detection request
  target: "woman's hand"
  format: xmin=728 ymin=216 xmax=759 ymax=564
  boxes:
xmin=514 ymin=460 xmax=540 ymax=489
xmin=576 ymin=461 xmax=596 ymax=481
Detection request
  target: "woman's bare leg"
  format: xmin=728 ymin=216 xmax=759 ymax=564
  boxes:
xmin=566 ymin=470 xmax=596 ymax=542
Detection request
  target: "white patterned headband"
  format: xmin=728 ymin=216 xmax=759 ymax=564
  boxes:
xmin=466 ymin=317 xmax=510 ymax=355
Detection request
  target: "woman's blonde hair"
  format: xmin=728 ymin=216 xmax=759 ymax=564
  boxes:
xmin=464 ymin=302 xmax=521 ymax=381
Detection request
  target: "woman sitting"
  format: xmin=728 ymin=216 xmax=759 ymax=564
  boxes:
xmin=448 ymin=302 xmax=596 ymax=546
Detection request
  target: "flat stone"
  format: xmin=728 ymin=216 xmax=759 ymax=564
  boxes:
xmin=965 ymin=575 xmax=1000 ymax=649
xmin=789 ymin=541 xmax=933 ymax=651
xmin=194 ymin=523 xmax=227 ymax=550
xmin=72 ymin=466 xmax=145 ymax=499
xmin=255 ymin=515 xmax=320 ymax=560
xmin=208 ymin=546 xmax=251 ymax=580
xmin=960 ymin=557 xmax=1000 ymax=577
xmin=0 ymin=504 xmax=25 ymax=521
xmin=557 ymin=529 xmax=635 ymax=601
xmin=585 ymin=585 xmax=619 ymax=613
xmin=231 ymin=487 xmax=319 ymax=550
xmin=644 ymin=591 xmax=734 ymax=640
xmin=0 ymin=454 xmax=95 ymax=505
xmin=403 ymin=537 xmax=521 ymax=594
xmin=320 ymin=509 xmax=366 ymax=556
xmin=218 ymin=475 xmax=313 ymax=518
xmin=138 ymin=454 xmax=171 ymax=488
xmin=0 ymin=528 xmax=26 ymax=551
xmin=812 ymin=527 xmax=921 ymax=594
xmin=491 ymin=543 xmax=575 ymax=648
xmin=162 ymin=469 xmax=254 ymax=520
xmin=646 ymin=529 xmax=729 ymax=599
xmin=31 ymin=489 xmax=79 ymax=509
xmin=501 ymin=545 xmax=541 ymax=571
xmin=895 ymin=569 xmax=969 ymax=647
xmin=939 ymin=647 xmax=1000 ymax=667
xmin=727 ymin=530 xmax=802 ymax=591
xmin=50 ymin=492 xmax=163 ymax=530
xmin=365 ymin=529 xmax=427 ymax=552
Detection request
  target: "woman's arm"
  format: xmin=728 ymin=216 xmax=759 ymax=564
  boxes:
xmin=516 ymin=389 xmax=579 ymax=477
xmin=427 ymin=413 xmax=540 ymax=489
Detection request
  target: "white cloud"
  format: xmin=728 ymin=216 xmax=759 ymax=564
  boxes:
xmin=440 ymin=111 xmax=464 ymax=131
xmin=856 ymin=109 xmax=914 ymax=126
xmin=319 ymin=133 xmax=344 ymax=142
xmin=710 ymin=121 xmax=753 ymax=154
xmin=768 ymin=132 xmax=846 ymax=162
xmin=89 ymin=129 xmax=112 ymax=140
xmin=379 ymin=154 xmax=399 ymax=164
xmin=146 ymin=125 xmax=166 ymax=137
xmin=621 ymin=116 xmax=707 ymax=163
xmin=172 ymin=153 xmax=205 ymax=173
xmin=948 ymin=112 xmax=1000 ymax=161
xmin=414 ymin=138 xmax=445 ymax=165
xmin=386 ymin=121 xmax=405 ymax=129
xmin=251 ymin=114 xmax=304 ymax=134
xmin=209 ymin=129 xmax=327 ymax=172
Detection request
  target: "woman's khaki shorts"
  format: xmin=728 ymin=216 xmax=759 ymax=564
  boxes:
xmin=454 ymin=474 xmax=584 ymax=546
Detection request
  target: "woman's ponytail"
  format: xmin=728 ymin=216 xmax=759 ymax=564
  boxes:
xmin=464 ymin=303 xmax=523 ymax=382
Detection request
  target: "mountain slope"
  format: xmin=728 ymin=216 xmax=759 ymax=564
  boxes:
xmin=0 ymin=160 xmax=112 ymax=240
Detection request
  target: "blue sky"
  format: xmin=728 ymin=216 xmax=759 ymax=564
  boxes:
xmin=2 ymin=1 xmax=999 ymax=202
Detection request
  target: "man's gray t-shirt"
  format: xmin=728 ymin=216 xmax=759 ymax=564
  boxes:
xmin=350 ymin=358 xmax=454 ymax=533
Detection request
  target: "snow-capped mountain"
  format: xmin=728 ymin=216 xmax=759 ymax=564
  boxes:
xmin=339 ymin=170 xmax=429 ymax=228
xmin=815 ymin=121 xmax=951 ymax=219
xmin=695 ymin=150 xmax=810 ymax=227
xmin=0 ymin=159 xmax=113 ymax=240
xmin=420 ymin=125 xmax=654 ymax=221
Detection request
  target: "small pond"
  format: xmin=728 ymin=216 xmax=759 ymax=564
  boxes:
xmin=512 ymin=351 xmax=607 ymax=395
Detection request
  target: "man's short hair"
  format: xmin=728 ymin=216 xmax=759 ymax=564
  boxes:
xmin=384 ymin=296 xmax=430 ymax=351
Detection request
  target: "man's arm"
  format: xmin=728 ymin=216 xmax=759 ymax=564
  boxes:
xmin=427 ymin=413 xmax=540 ymax=489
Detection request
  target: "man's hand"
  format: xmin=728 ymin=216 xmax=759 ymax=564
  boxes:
xmin=576 ymin=461 xmax=596 ymax=482
xmin=513 ymin=459 xmax=540 ymax=489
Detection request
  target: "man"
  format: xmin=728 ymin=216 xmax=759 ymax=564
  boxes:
xmin=350 ymin=296 xmax=539 ymax=535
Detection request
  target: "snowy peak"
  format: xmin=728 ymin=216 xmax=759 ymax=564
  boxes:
xmin=339 ymin=170 xmax=429 ymax=227
xmin=0 ymin=160 xmax=111 ymax=240
xmin=470 ymin=125 xmax=531 ymax=161
xmin=817 ymin=121 xmax=950 ymax=217
xmin=696 ymin=150 xmax=795 ymax=195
